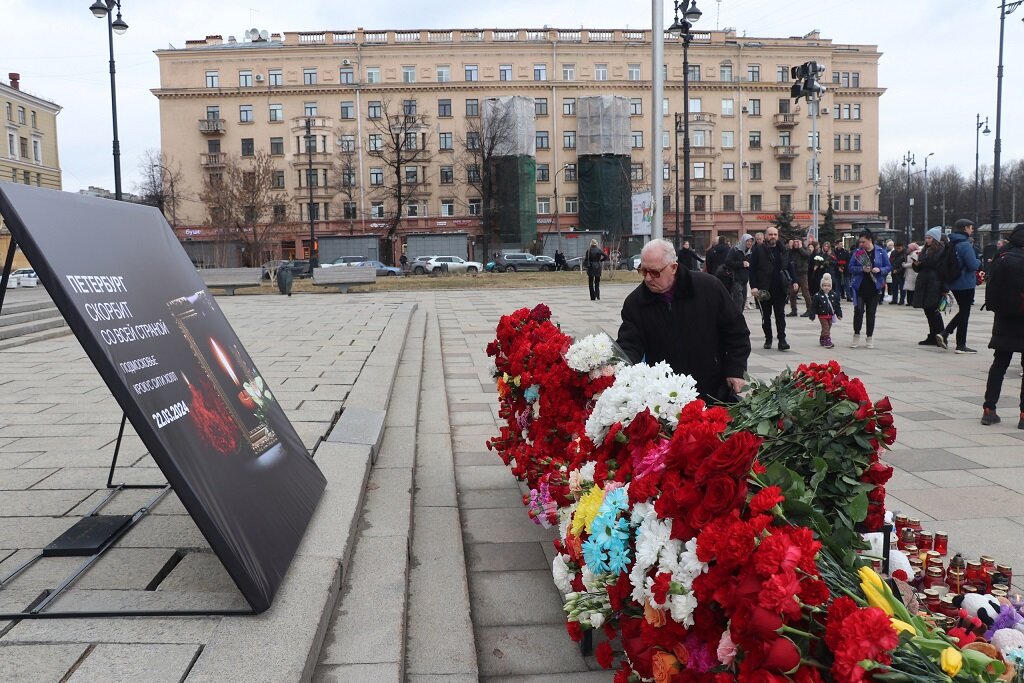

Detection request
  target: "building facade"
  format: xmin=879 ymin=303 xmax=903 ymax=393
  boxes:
xmin=153 ymin=27 xmax=883 ymax=260
xmin=1 ymin=73 xmax=62 ymax=266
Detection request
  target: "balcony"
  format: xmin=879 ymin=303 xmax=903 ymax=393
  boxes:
xmin=289 ymin=151 xmax=334 ymax=166
xmin=773 ymin=113 xmax=798 ymax=128
xmin=689 ymin=112 xmax=717 ymax=126
xmin=290 ymin=116 xmax=334 ymax=132
xmin=200 ymin=152 xmax=226 ymax=167
xmin=772 ymin=145 xmax=799 ymax=159
xmin=690 ymin=179 xmax=715 ymax=190
xmin=198 ymin=118 xmax=225 ymax=134
xmin=293 ymin=185 xmax=334 ymax=198
xmin=690 ymin=145 xmax=716 ymax=157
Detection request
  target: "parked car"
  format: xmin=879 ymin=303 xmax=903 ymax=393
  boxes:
xmin=279 ymin=259 xmax=312 ymax=278
xmin=425 ymin=256 xmax=483 ymax=274
xmin=617 ymin=255 xmax=641 ymax=271
xmin=354 ymin=260 xmax=402 ymax=277
xmin=497 ymin=253 xmax=555 ymax=272
xmin=536 ymin=256 xmax=556 ymax=267
xmin=566 ymin=256 xmax=584 ymax=270
xmin=322 ymin=256 xmax=367 ymax=268
xmin=409 ymin=255 xmax=438 ymax=275
xmin=8 ymin=268 xmax=37 ymax=287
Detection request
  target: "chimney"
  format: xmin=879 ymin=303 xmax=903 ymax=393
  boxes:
xmin=8 ymin=73 xmax=20 ymax=90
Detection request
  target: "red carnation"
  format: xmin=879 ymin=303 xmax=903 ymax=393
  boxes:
xmin=651 ymin=572 xmax=673 ymax=605
xmin=750 ymin=485 xmax=785 ymax=514
xmin=596 ymin=640 xmax=614 ymax=669
xmin=566 ymin=620 xmax=583 ymax=642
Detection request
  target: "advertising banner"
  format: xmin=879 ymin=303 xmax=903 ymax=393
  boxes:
xmin=631 ymin=192 xmax=654 ymax=236
xmin=0 ymin=184 xmax=326 ymax=613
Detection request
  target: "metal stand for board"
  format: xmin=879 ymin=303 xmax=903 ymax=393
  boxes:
xmin=0 ymin=237 xmax=256 ymax=620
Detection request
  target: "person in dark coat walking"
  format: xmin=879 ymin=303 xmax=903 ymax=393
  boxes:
xmin=616 ymin=238 xmax=750 ymax=401
xmin=981 ymin=224 xmax=1024 ymax=427
xmin=677 ymin=240 xmax=705 ymax=271
xmin=941 ymin=219 xmax=982 ymax=353
xmin=847 ymin=230 xmax=892 ymax=349
xmin=726 ymin=233 xmax=754 ymax=311
xmin=912 ymin=228 xmax=947 ymax=347
xmin=584 ymin=239 xmax=608 ymax=300
xmin=705 ymin=236 xmax=731 ymax=277
xmin=749 ymin=226 xmax=799 ymax=351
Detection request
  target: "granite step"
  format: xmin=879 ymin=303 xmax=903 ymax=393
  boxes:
xmin=0 ymin=322 xmax=71 ymax=350
xmin=0 ymin=314 xmax=67 ymax=341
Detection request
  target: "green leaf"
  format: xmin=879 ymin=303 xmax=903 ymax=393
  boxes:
xmin=756 ymin=419 xmax=772 ymax=436
xmin=848 ymin=491 xmax=869 ymax=523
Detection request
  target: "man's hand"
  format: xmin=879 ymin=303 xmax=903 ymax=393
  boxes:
xmin=726 ymin=377 xmax=747 ymax=394
xmin=742 ymin=260 xmax=750 ymax=268
xmin=791 ymin=282 xmax=799 ymax=292
xmin=750 ymin=288 xmax=759 ymax=297
xmin=871 ymin=267 xmax=880 ymax=274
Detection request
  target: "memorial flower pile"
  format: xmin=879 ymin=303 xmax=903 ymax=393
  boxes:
xmin=487 ymin=305 xmax=1006 ymax=683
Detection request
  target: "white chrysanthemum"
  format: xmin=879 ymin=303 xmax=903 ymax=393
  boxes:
xmin=582 ymin=567 xmax=598 ymax=592
xmin=578 ymin=461 xmax=596 ymax=484
xmin=669 ymin=591 xmax=699 ymax=627
xmin=552 ymin=554 xmax=574 ymax=595
xmin=630 ymin=501 xmax=654 ymax=525
xmin=565 ymin=333 xmax=617 ymax=372
xmin=678 ymin=538 xmax=708 ymax=577
xmin=558 ymin=506 xmax=573 ymax=539
xmin=584 ymin=362 xmax=699 ymax=443
xmin=634 ymin=514 xmax=671 ymax=569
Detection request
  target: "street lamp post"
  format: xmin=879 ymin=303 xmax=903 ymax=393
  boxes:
xmin=901 ymin=151 xmax=915 ymax=244
xmin=89 ymin=0 xmax=128 ymax=201
xmin=305 ymin=118 xmax=316 ymax=276
xmin=553 ymin=163 xmax=569 ymax=256
xmin=991 ymin=0 xmax=1022 ymax=241
xmin=923 ymin=152 xmax=934 ymax=235
xmin=975 ymin=113 xmax=991 ymax=225
xmin=674 ymin=113 xmax=683 ymax=248
xmin=152 ymin=162 xmax=177 ymax=227
xmin=670 ymin=0 xmax=702 ymax=249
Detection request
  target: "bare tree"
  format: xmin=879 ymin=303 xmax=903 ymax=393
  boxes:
xmin=365 ymin=98 xmax=433 ymax=263
xmin=136 ymin=149 xmax=184 ymax=227
xmin=332 ymin=128 xmax=360 ymax=234
xmin=199 ymin=150 xmax=289 ymax=267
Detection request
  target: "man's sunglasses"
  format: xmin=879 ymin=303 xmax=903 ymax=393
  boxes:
xmin=639 ymin=265 xmax=670 ymax=278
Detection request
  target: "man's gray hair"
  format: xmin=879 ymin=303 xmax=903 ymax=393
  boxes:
xmin=641 ymin=238 xmax=677 ymax=264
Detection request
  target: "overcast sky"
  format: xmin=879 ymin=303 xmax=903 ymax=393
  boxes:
xmin=5 ymin=0 xmax=1022 ymax=194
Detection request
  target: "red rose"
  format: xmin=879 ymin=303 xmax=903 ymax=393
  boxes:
xmin=698 ymin=431 xmax=762 ymax=481
xmin=853 ymin=402 xmax=873 ymax=421
xmin=624 ymin=408 xmax=661 ymax=443
xmin=596 ymin=640 xmax=614 ymax=669
xmin=761 ymin=636 xmax=802 ymax=672
xmin=702 ymin=475 xmax=743 ymax=514
xmin=876 ymin=413 xmax=894 ymax=428
xmin=874 ymin=396 xmax=892 ymax=413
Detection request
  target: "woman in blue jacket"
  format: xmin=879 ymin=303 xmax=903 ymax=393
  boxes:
xmin=941 ymin=219 xmax=982 ymax=353
xmin=847 ymin=230 xmax=892 ymax=349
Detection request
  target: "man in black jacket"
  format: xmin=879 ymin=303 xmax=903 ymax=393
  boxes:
xmin=749 ymin=226 xmax=799 ymax=351
xmin=726 ymin=233 xmax=754 ymax=311
xmin=617 ymin=238 xmax=750 ymax=401
xmin=705 ymin=236 xmax=731 ymax=276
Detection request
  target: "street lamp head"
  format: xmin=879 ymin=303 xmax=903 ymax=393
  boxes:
xmin=111 ymin=11 xmax=128 ymax=34
xmin=983 ymin=123 xmax=991 ymax=136
xmin=684 ymin=0 xmax=702 ymax=24
xmin=89 ymin=0 xmax=110 ymax=17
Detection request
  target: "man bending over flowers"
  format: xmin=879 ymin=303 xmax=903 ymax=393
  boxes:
xmin=617 ymin=238 xmax=751 ymax=402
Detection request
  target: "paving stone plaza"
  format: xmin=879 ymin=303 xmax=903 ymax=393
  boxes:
xmin=1 ymin=281 xmax=1023 ymax=682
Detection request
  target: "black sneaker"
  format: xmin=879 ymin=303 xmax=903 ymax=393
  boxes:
xmin=981 ymin=409 xmax=1001 ymax=425
xmin=918 ymin=338 xmax=937 ymax=346
xmin=763 ymin=340 xmax=772 ymax=350
xmin=954 ymin=346 xmax=978 ymax=354
xmin=786 ymin=311 xmax=798 ymax=317
xmin=778 ymin=340 xmax=791 ymax=351
xmin=934 ymin=333 xmax=948 ymax=350
xmin=1019 ymin=412 xmax=1024 ymax=430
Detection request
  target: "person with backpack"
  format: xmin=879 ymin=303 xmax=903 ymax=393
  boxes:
xmin=584 ymin=239 xmax=608 ymax=301
xmin=913 ymin=228 xmax=948 ymax=346
xmin=981 ymin=224 xmax=1024 ymax=427
xmin=939 ymin=219 xmax=982 ymax=353
xmin=726 ymin=233 xmax=753 ymax=311
xmin=786 ymin=238 xmax=813 ymax=317
xmin=847 ymin=229 xmax=892 ymax=349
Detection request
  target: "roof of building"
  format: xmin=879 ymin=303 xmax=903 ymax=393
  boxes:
xmin=0 ymin=80 xmax=61 ymax=113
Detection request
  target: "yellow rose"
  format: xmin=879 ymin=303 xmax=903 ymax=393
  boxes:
xmin=940 ymin=647 xmax=963 ymax=676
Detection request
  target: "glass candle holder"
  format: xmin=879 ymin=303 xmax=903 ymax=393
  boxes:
xmin=997 ymin=564 xmax=1012 ymax=585
xmin=916 ymin=531 xmax=934 ymax=551
xmin=980 ymin=555 xmax=996 ymax=569
xmin=934 ymin=532 xmax=948 ymax=556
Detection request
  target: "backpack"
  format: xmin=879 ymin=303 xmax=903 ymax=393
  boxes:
xmin=984 ymin=248 xmax=1024 ymax=317
xmin=937 ymin=242 xmax=961 ymax=285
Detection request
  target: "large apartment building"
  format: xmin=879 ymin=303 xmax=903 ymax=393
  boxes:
xmin=154 ymin=27 xmax=883 ymax=259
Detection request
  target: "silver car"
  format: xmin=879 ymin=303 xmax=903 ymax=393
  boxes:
xmin=425 ymin=256 xmax=483 ymax=274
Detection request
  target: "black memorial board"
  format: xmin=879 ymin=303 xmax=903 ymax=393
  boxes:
xmin=0 ymin=184 xmax=326 ymax=613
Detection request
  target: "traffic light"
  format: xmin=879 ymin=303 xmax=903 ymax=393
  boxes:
xmin=790 ymin=60 xmax=826 ymax=103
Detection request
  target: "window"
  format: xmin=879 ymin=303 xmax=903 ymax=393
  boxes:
xmin=303 ymin=68 xmax=317 ymax=85
xmin=4 ymin=102 xmax=11 ymax=121
xmin=719 ymin=63 xmax=733 ymax=81
xmin=722 ymin=162 xmax=735 ymax=180
xmin=780 ymin=194 xmax=792 ymax=211
xmin=440 ymin=166 xmax=454 ymax=184
xmin=465 ymin=64 xmax=478 ymax=81
xmin=371 ymin=202 xmax=384 ymax=218
xmin=438 ymin=99 xmax=452 ymax=117
xmin=340 ymin=101 xmax=354 ymax=119
xmin=304 ymin=102 xmax=318 ymax=116
xmin=692 ymin=162 xmax=706 ymax=179
xmin=341 ymin=201 xmax=356 ymax=219
xmin=776 ymin=65 xmax=789 ymax=82
xmin=239 ymin=104 xmax=253 ymax=122
xmin=537 ymin=197 xmax=550 ymax=214
xmin=853 ymin=164 xmax=862 ymax=182
xmin=663 ymin=98 xmax=670 ymax=116
xmin=721 ymin=99 xmax=734 ymax=116
xmin=370 ymin=168 xmax=384 ymax=185
xmin=368 ymin=101 xmax=382 ymax=119
xmin=208 ymin=139 xmax=221 ymax=154
xmin=692 ymin=130 xmax=706 ymax=146
xmin=687 ymin=65 xmax=701 ymax=81
xmin=663 ymin=162 xmax=671 ymax=180
xmin=7 ymin=133 xmax=15 ymax=157
xmin=404 ymin=132 xmax=418 ymax=150
xmin=467 ymin=165 xmax=480 ymax=182
xmin=270 ymin=137 xmax=284 ymax=155
xmin=631 ymin=131 xmax=643 ymax=148
xmin=564 ymin=163 xmax=577 ymax=181
xmin=694 ymin=195 xmax=707 ymax=212
xmin=630 ymin=98 xmax=642 ymax=115
xmin=630 ymin=163 xmax=644 ymax=181
xmin=565 ymin=196 xmax=578 ymax=213
xmin=535 ymin=98 xmax=548 ymax=116
xmin=368 ymin=133 xmax=382 ymax=151
xmin=241 ymin=138 xmax=254 ymax=156
xmin=465 ymin=99 xmax=479 ymax=116
xmin=403 ymin=99 xmax=417 ymax=116
xmin=563 ymin=98 xmax=576 ymax=116
xmin=562 ymin=63 xmax=575 ymax=81
xmin=852 ymin=72 xmax=860 ymax=87
xmin=750 ymin=194 xmax=762 ymax=211
xmin=205 ymin=70 xmax=219 ymax=88
xmin=437 ymin=199 xmax=454 ymax=217
xmin=32 ymin=139 xmax=40 ymax=162
xmin=238 ymin=70 xmax=253 ymax=87
xmin=269 ymin=104 xmax=283 ymax=121
xmin=831 ymin=195 xmax=841 ymax=210
xmin=499 ymin=64 xmax=513 ymax=81
xmin=778 ymin=98 xmax=791 ymax=114
xmin=853 ymin=195 xmax=861 ymax=210
xmin=435 ymin=66 xmax=450 ymax=82
xmin=534 ymin=64 xmax=547 ymax=81
xmin=402 ymin=66 xmax=416 ymax=83
xmin=365 ymin=67 xmax=381 ymax=83
xmin=466 ymin=132 xmax=480 ymax=150
xmin=536 ymin=164 xmax=549 ymax=182
xmin=808 ymin=131 xmax=820 ymax=149
xmin=595 ymin=64 xmax=608 ymax=81
xmin=407 ymin=202 xmax=419 ymax=217
xmin=853 ymin=134 xmax=862 ymax=151
xmin=272 ymin=170 xmax=285 ymax=189
xmin=628 ymin=63 xmax=641 ymax=80
xmin=663 ymin=131 xmax=670 ymax=149
xmin=750 ymin=162 xmax=762 ymax=180
xmin=439 ymin=132 xmax=453 ymax=150
xmin=305 ymin=169 xmax=319 ymax=187
xmin=843 ymin=195 xmax=850 ymax=211
xmin=833 ymin=164 xmax=842 ymax=180
xmin=18 ymin=137 xmax=27 ymax=159
xmin=852 ymin=104 xmax=861 ymax=120
xmin=340 ymin=67 xmax=354 ymax=84
xmin=749 ymin=130 xmax=761 ymax=148
xmin=721 ymin=131 xmax=734 ymax=148
xmin=405 ymin=167 xmax=418 ymax=184
xmin=834 ymin=134 xmax=842 ymax=151
xmin=779 ymin=162 xmax=792 ymax=181
xmin=747 ymin=64 xmax=761 ymax=82
xmin=779 ymin=131 xmax=791 ymax=146
xmin=563 ymin=131 xmax=576 ymax=149
xmin=468 ymin=198 xmax=482 ymax=215
xmin=722 ymin=194 xmax=736 ymax=211
xmin=265 ymin=68 xmax=282 ymax=86
xmin=340 ymin=168 xmax=355 ymax=187
xmin=536 ymin=131 xmax=549 ymax=149
xmin=748 ymin=99 xmax=761 ymax=116
xmin=339 ymin=135 xmax=354 ymax=152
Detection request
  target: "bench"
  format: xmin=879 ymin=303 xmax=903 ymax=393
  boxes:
xmin=312 ymin=266 xmax=376 ymax=293
xmin=198 ymin=267 xmax=263 ymax=295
